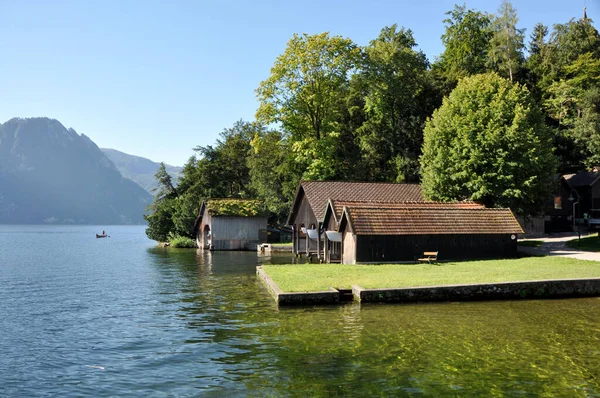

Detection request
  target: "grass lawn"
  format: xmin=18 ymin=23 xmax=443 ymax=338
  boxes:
xmin=566 ymin=235 xmax=600 ymax=252
xmin=261 ymin=257 xmax=600 ymax=292
xmin=518 ymin=240 xmax=544 ymax=247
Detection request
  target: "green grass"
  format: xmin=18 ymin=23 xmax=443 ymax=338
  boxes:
xmin=261 ymin=257 xmax=600 ymax=292
xmin=518 ymin=240 xmax=544 ymax=247
xmin=565 ymin=235 xmax=600 ymax=252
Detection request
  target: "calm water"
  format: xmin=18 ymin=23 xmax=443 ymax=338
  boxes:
xmin=1 ymin=225 xmax=599 ymax=396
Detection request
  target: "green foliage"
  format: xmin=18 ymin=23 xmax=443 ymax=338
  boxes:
xmin=171 ymin=193 xmax=200 ymax=239
xmin=248 ymin=130 xmax=300 ymax=223
xmin=434 ymin=4 xmax=493 ymax=93
xmin=206 ymin=199 xmax=266 ymax=217
xmin=486 ymin=0 xmax=525 ymax=82
xmin=144 ymin=197 xmax=175 ymax=242
xmin=144 ymin=9 xmax=600 ymax=238
xmin=152 ymin=162 xmax=177 ymax=200
xmin=420 ymin=73 xmax=556 ymax=216
xmin=356 ymin=25 xmax=436 ymax=182
xmin=256 ymin=32 xmax=362 ymax=141
xmin=168 ymin=234 xmax=197 ymax=248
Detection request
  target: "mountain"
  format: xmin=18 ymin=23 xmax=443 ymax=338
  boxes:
xmin=101 ymin=148 xmax=182 ymax=194
xmin=0 ymin=117 xmax=152 ymax=224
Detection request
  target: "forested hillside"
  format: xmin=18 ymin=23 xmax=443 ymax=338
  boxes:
xmin=145 ymin=2 xmax=599 ymax=243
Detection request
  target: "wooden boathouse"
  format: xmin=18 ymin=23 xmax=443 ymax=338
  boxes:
xmin=195 ymin=199 xmax=267 ymax=251
xmin=334 ymin=202 xmax=524 ymax=263
xmin=287 ymin=181 xmax=423 ymax=260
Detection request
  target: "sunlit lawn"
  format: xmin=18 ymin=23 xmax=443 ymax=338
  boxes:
xmin=262 ymin=257 xmax=600 ymax=292
xmin=565 ymin=235 xmax=600 ymax=252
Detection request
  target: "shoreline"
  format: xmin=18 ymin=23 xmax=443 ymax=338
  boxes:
xmin=257 ymin=266 xmax=600 ymax=306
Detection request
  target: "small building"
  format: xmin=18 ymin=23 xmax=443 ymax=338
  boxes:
xmin=287 ymin=181 xmax=423 ymax=259
xmin=563 ymin=170 xmax=600 ymax=228
xmin=195 ymin=199 xmax=267 ymax=251
xmin=334 ymin=202 xmax=524 ymax=264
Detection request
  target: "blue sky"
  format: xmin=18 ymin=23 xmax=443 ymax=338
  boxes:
xmin=0 ymin=0 xmax=597 ymax=166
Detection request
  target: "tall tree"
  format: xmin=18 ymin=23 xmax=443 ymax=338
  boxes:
xmin=144 ymin=163 xmax=178 ymax=242
xmin=256 ymin=32 xmax=361 ymax=141
xmin=247 ymin=130 xmax=298 ymax=223
xmin=255 ymin=32 xmax=362 ymax=180
xmin=433 ymin=4 xmax=493 ymax=94
xmin=540 ymin=16 xmax=600 ymax=171
xmin=356 ymin=25 xmax=436 ymax=182
xmin=487 ymin=0 xmax=525 ymax=82
xmin=420 ymin=73 xmax=556 ymax=216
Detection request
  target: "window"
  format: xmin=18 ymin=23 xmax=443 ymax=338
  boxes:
xmin=554 ymin=196 xmax=562 ymax=209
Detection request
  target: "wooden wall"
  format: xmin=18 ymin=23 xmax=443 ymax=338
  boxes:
xmin=198 ymin=215 xmax=266 ymax=251
xmin=354 ymin=234 xmax=518 ymax=263
xmin=342 ymin=230 xmax=357 ymax=264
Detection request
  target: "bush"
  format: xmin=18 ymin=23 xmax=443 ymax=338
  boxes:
xmin=168 ymin=234 xmax=197 ymax=248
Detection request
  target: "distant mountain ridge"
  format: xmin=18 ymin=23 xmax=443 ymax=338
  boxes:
xmin=0 ymin=117 xmax=152 ymax=224
xmin=101 ymin=148 xmax=182 ymax=194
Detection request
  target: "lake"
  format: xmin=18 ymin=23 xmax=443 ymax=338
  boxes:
xmin=1 ymin=225 xmax=599 ymax=396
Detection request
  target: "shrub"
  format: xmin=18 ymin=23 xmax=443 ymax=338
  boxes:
xmin=168 ymin=234 xmax=197 ymax=248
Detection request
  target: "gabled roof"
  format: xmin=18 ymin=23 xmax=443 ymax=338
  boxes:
xmin=327 ymin=200 xmax=483 ymax=222
xmin=338 ymin=204 xmax=523 ymax=235
xmin=287 ymin=181 xmax=423 ymax=224
xmin=563 ymin=172 xmax=600 ymax=187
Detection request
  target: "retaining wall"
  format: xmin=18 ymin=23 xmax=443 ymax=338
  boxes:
xmin=256 ymin=266 xmax=339 ymax=305
xmin=352 ymin=278 xmax=600 ymax=303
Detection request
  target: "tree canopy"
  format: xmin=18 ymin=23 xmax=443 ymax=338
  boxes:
xmin=145 ymin=2 xmax=600 ymax=242
xmin=420 ymin=73 xmax=556 ymax=216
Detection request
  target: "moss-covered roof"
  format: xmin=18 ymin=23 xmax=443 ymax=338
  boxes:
xmin=205 ymin=199 xmax=266 ymax=217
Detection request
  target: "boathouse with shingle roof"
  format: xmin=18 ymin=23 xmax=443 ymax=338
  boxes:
xmin=287 ymin=181 xmax=424 ymax=258
xmin=336 ymin=203 xmax=524 ymax=264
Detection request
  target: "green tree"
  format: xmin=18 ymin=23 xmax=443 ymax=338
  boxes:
xmin=433 ymin=4 xmax=493 ymax=94
xmin=247 ymin=130 xmax=298 ymax=223
xmin=420 ymin=73 xmax=556 ymax=216
xmin=256 ymin=32 xmax=361 ymax=141
xmin=356 ymin=25 xmax=438 ymax=182
xmin=193 ymin=120 xmax=258 ymax=198
xmin=144 ymin=163 xmax=178 ymax=242
xmin=256 ymin=32 xmax=362 ymax=181
xmin=487 ymin=0 xmax=525 ymax=82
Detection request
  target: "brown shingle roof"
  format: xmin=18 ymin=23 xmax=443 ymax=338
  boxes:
xmin=297 ymin=181 xmax=423 ymax=222
xmin=329 ymin=200 xmax=484 ymax=221
xmin=341 ymin=204 xmax=523 ymax=235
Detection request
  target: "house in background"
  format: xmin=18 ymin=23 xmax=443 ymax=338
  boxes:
xmin=287 ymin=181 xmax=423 ymax=259
xmin=334 ymin=202 xmax=524 ymax=264
xmin=195 ymin=199 xmax=267 ymax=251
xmin=563 ymin=170 xmax=600 ymax=229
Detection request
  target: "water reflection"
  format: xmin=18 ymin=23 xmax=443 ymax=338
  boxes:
xmin=145 ymin=248 xmax=600 ymax=396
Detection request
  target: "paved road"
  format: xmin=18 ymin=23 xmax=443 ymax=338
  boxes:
xmin=519 ymin=232 xmax=600 ymax=262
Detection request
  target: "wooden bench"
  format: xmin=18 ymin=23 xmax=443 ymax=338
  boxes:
xmin=417 ymin=251 xmax=438 ymax=264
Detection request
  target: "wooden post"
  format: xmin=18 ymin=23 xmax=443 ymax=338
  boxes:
xmin=292 ymin=224 xmax=296 ymax=255
xmin=324 ymin=232 xmax=329 ymax=263
xmin=316 ymin=222 xmax=321 ymax=263
xmin=305 ymin=226 xmax=308 ymax=257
